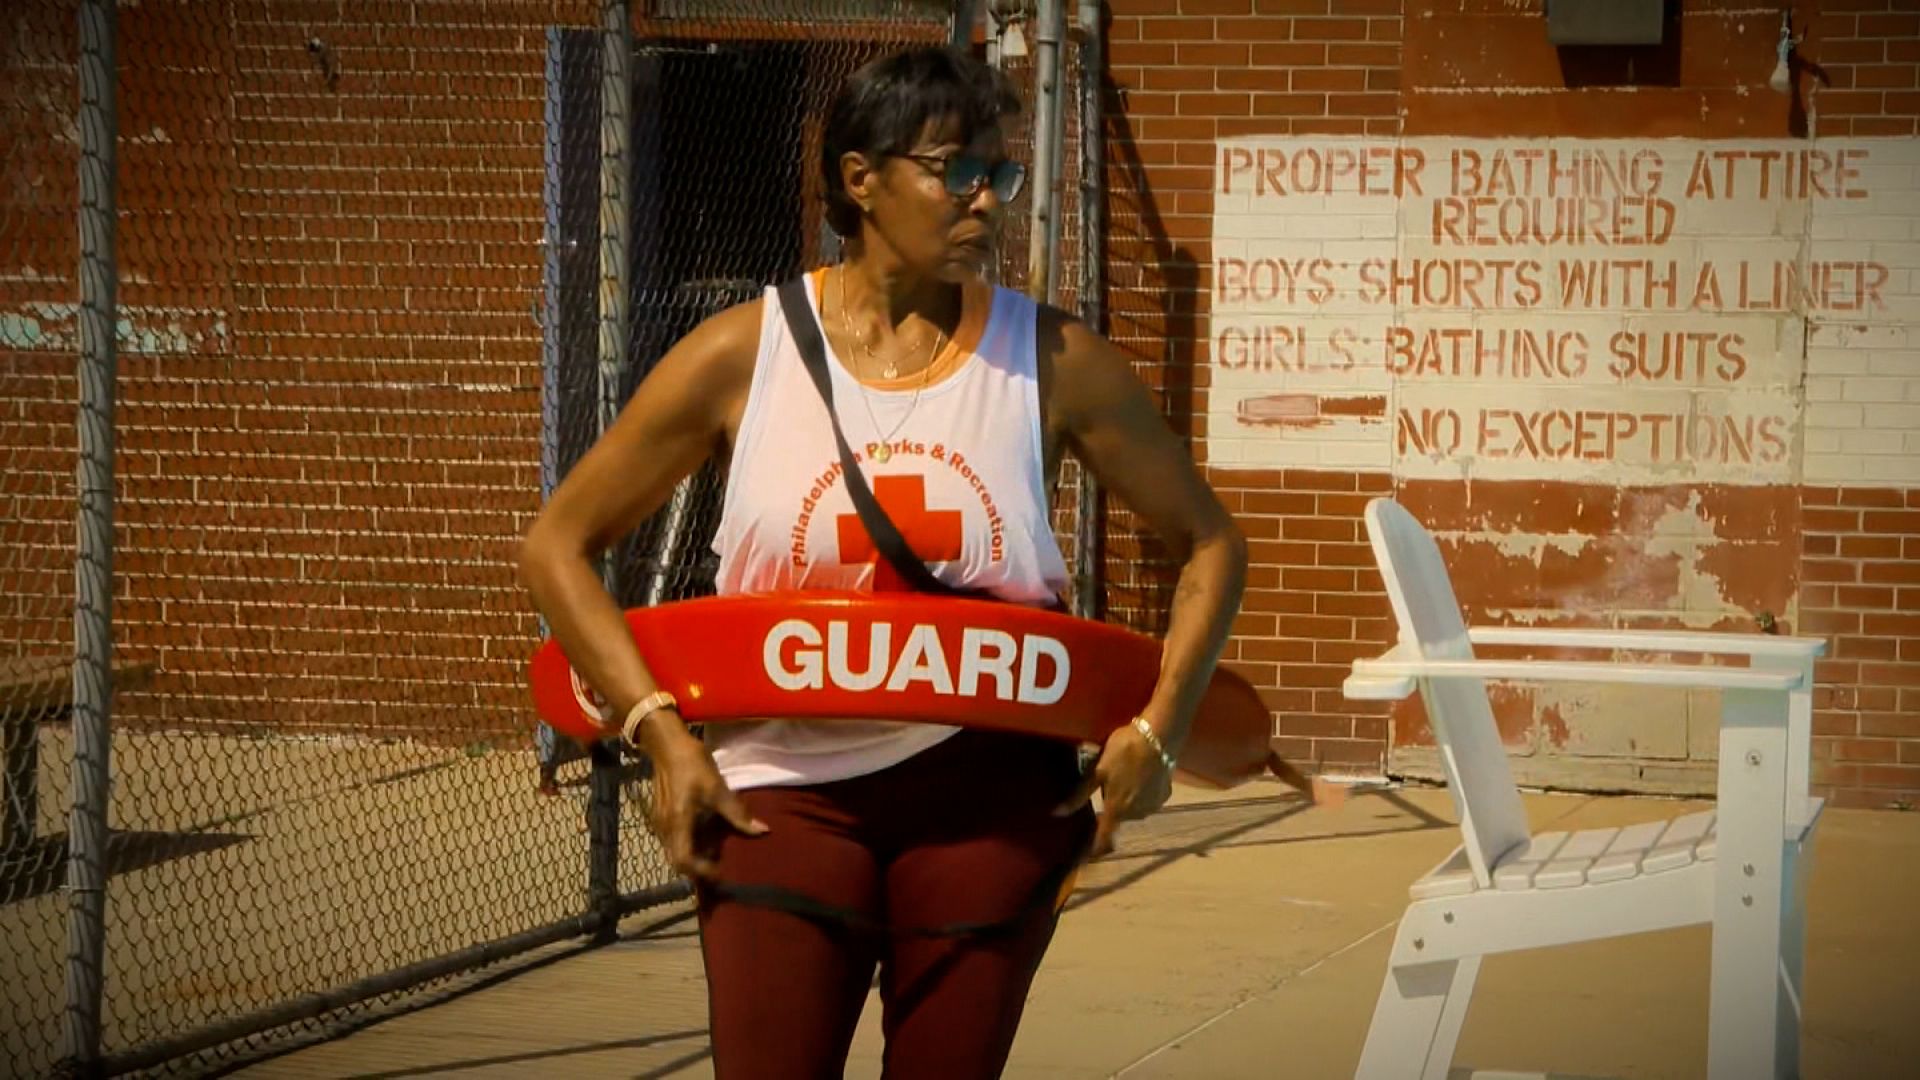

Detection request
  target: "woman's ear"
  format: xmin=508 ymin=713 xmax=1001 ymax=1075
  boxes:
xmin=840 ymin=151 xmax=878 ymax=219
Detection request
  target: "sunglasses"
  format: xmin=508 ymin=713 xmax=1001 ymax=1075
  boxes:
xmin=899 ymin=153 xmax=1028 ymax=203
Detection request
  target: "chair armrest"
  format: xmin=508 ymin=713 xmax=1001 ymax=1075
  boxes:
xmin=1346 ymin=653 xmax=1807 ymax=693
xmin=1467 ymin=627 xmax=1826 ymax=661
xmin=1343 ymin=644 xmax=1420 ymax=701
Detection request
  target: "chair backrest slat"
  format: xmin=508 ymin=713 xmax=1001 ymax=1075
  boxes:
xmin=1365 ymin=498 xmax=1531 ymax=886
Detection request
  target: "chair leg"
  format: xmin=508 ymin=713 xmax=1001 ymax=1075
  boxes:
xmin=1776 ymin=835 xmax=1814 ymax=1072
xmin=1355 ymin=922 xmax=1481 ymax=1080
xmin=1425 ymin=955 xmax=1481 ymax=1079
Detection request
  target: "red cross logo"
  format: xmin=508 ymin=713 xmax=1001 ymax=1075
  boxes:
xmin=836 ymin=474 xmax=963 ymax=592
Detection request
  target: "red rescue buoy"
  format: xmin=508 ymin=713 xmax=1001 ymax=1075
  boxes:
xmin=528 ymin=592 xmax=1277 ymax=789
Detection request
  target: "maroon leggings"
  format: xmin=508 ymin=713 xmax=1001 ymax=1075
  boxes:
xmin=695 ymin=729 xmax=1095 ymax=1080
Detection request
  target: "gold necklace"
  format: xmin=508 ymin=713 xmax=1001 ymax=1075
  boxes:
xmin=838 ymin=266 xmax=940 ymax=381
xmin=838 ymin=268 xmax=944 ymax=464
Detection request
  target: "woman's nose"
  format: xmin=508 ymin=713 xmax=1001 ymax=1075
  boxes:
xmin=968 ymin=183 xmax=1001 ymax=219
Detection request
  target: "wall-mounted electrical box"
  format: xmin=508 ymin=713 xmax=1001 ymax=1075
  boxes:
xmin=1545 ymin=0 xmax=1666 ymax=46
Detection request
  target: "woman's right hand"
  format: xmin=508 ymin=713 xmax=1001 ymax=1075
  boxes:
xmin=645 ymin=727 xmax=769 ymax=881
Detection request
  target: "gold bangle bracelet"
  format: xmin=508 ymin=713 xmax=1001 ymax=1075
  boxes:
xmin=621 ymin=690 xmax=679 ymax=747
xmin=1130 ymin=716 xmax=1177 ymax=771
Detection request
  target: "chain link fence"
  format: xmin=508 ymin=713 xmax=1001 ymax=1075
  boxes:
xmin=1 ymin=1 xmax=985 ymax=1076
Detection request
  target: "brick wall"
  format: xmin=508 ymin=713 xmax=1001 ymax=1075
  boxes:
xmin=1 ymin=0 xmax=587 ymax=739
xmin=1102 ymin=0 xmax=1404 ymax=773
xmin=1809 ymin=1 xmax=1920 ymax=138
xmin=1103 ymin=0 xmax=1920 ymax=809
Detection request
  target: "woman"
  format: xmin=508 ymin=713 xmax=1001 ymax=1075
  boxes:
xmin=517 ymin=46 xmax=1246 ymax=1079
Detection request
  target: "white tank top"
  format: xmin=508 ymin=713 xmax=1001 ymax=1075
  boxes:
xmin=706 ymin=269 xmax=1069 ymax=790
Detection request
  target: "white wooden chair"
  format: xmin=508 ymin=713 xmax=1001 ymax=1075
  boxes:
xmin=1344 ymin=498 xmax=1826 ymax=1080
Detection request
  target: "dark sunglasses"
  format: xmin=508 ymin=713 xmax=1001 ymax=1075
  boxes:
xmin=899 ymin=153 xmax=1027 ymax=203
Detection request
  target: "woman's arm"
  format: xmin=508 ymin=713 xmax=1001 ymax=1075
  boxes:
xmin=1042 ymin=307 xmax=1249 ymax=852
xmin=516 ymin=300 xmax=768 ymax=875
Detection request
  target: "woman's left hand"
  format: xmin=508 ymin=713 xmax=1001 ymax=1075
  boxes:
xmin=1055 ymin=723 xmax=1177 ymax=858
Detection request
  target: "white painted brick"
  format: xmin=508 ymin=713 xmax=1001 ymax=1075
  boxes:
xmin=1840 ymin=429 xmax=1907 ymax=454
xmin=1805 ymin=350 xmax=1870 ymax=376
xmin=1842 ymin=377 xmax=1906 ymax=403
xmin=1358 ymin=216 xmax=1397 ymax=239
xmin=1863 ymin=403 xmax=1920 ymax=428
xmin=1809 ymin=240 xmax=1876 ymax=262
xmin=1211 ymin=134 xmax=1918 ymax=487
xmin=1807 ymin=402 xmax=1865 ymax=428
xmin=1872 ymin=241 xmax=1920 ymax=268
xmin=1843 ymin=216 xmax=1914 ymax=241
xmin=1861 ymin=456 xmax=1920 ymax=484
xmin=1906 ymin=430 xmax=1920 ymax=452
xmin=1318 ymin=440 xmax=1394 ymax=468
xmin=1820 ymin=324 xmax=1909 ymax=350
xmin=1211 ymin=435 xmax=1323 ymax=467
xmin=1804 ymin=454 xmax=1866 ymax=482
xmin=1867 ymin=353 xmax=1920 ymax=377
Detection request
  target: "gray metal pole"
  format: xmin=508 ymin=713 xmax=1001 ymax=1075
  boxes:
xmin=590 ymin=0 xmax=631 ymax=942
xmin=63 ymin=0 xmax=117 ymax=1071
xmin=1072 ymin=0 xmax=1104 ymax=620
xmin=1026 ymin=0 xmax=1066 ymax=302
xmin=950 ymin=0 xmax=977 ymax=49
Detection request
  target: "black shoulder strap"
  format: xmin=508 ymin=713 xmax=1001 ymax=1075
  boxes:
xmin=776 ymin=276 xmax=963 ymax=597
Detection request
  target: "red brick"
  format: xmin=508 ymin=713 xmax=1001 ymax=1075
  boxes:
xmin=1292 ymin=17 xmax=1370 ymax=41
xmin=1329 ymin=92 xmax=1399 ymax=116
xmin=1287 ymin=67 xmax=1370 ymax=92
xmin=1110 ymin=40 xmax=1179 ymax=66
xmin=1855 ymin=64 xmax=1920 ymax=89
xmin=1217 ymin=16 xmax=1299 ymax=41
xmin=1284 ymin=470 xmax=1360 ymax=493
xmin=1179 ymin=92 xmax=1254 ymax=117
xmin=1864 ymin=561 xmax=1920 ymax=586
xmin=1834 ymin=737 xmax=1902 ymax=763
xmin=1327 ymin=42 xmax=1398 ymax=65
xmin=1856 ymin=764 xmax=1920 ymax=790
xmin=1803 ymin=507 xmax=1864 ymax=533
xmin=1815 ymin=712 xmax=1860 ymax=738
xmin=1282 ymin=517 xmax=1357 ymax=542
xmin=1802 ymin=560 xmax=1861 ymax=584
xmin=1860 ymin=13 xmax=1920 ymax=36
xmin=1848 ymin=116 xmax=1920 ymax=136
xmin=1184 ymin=0 xmax=1254 ymax=13
xmin=1277 ymin=714 xmax=1353 ymax=739
xmin=1863 ymin=613 xmax=1920 ymax=637
xmin=1283 ymin=567 xmax=1357 ymax=592
xmin=1836 ymin=636 xmax=1901 ymax=661
xmin=1244 ymin=588 xmax=1317 ymax=614
xmin=1860 ymin=663 xmax=1920 ymax=687
xmin=1142 ymin=66 xmax=1218 ymax=92
xmin=1174 ymin=41 xmax=1252 ymax=65
xmin=1819 ymin=90 xmax=1890 ymax=117
xmin=1250 ymin=42 xmax=1330 ymax=65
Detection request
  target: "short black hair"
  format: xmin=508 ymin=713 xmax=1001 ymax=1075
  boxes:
xmin=819 ymin=46 xmax=1021 ymax=238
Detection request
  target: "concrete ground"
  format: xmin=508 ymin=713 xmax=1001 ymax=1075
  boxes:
xmin=220 ymin=780 xmax=1920 ymax=1080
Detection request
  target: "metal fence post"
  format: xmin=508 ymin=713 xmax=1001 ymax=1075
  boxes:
xmin=1072 ymin=0 xmax=1104 ymax=620
xmin=1026 ymin=0 xmax=1066 ymax=303
xmin=590 ymin=0 xmax=632 ymax=942
xmin=62 ymin=0 xmax=118 ymax=1072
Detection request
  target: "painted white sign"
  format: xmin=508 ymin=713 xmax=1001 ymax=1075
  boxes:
xmin=1208 ymin=137 xmax=1911 ymax=484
